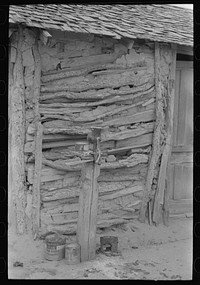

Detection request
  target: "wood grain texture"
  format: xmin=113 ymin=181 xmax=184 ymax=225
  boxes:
xmin=32 ymin=122 xmax=43 ymax=236
xmin=153 ymin=46 xmax=177 ymax=224
xmin=139 ymin=42 xmax=165 ymax=223
xmin=177 ymin=70 xmax=188 ymax=146
xmin=77 ymin=163 xmax=99 ymax=261
xmin=10 ymin=26 xmax=26 ymax=234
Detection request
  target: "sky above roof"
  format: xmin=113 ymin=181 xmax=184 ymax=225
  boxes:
xmin=170 ymin=4 xmax=193 ymax=10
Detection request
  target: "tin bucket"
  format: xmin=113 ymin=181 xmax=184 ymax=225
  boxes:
xmin=65 ymin=242 xmax=81 ymax=265
xmin=45 ymin=233 xmax=66 ymax=261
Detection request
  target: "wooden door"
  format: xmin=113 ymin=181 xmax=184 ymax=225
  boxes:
xmin=168 ymin=61 xmax=193 ymax=215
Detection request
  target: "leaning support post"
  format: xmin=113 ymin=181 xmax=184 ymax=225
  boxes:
xmin=152 ymin=45 xmax=177 ymax=225
xmin=138 ymin=42 xmax=164 ymax=223
xmin=77 ymin=127 xmax=102 ymax=262
xmin=162 ymin=45 xmax=177 ymax=226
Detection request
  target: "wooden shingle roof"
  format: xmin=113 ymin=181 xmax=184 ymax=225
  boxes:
xmin=9 ymin=4 xmax=193 ymax=46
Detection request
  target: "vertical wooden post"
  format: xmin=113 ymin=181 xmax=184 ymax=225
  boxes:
xmin=8 ymin=38 xmax=14 ymax=229
xmin=9 ymin=26 xmax=26 ymax=234
xmin=138 ymin=42 xmax=164 ymax=223
xmin=152 ymin=45 xmax=177 ymax=225
xmin=32 ymin=33 xmax=42 ymax=237
xmin=77 ymin=128 xmax=102 ymax=261
xmin=32 ymin=122 xmax=43 ymax=237
xmin=163 ymin=46 xmax=177 ymax=226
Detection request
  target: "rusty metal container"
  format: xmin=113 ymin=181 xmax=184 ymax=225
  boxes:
xmin=45 ymin=233 xmax=66 ymax=261
xmin=64 ymin=242 xmax=81 ymax=264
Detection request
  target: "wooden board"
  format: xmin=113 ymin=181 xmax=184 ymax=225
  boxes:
xmin=177 ymin=71 xmax=189 ymax=146
xmin=173 ymin=164 xmax=193 ymax=200
xmin=169 ymin=61 xmax=193 ymax=207
xmin=173 ymin=70 xmax=180 ymax=145
xmin=32 ymin=122 xmax=43 ymax=236
xmin=168 ymin=199 xmax=193 ymax=215
xmin=77 ymin=162 xmax=100 ymax=261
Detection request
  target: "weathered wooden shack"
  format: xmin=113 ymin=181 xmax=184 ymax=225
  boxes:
xmin=8 ymin=4 xmax=193 ymax=239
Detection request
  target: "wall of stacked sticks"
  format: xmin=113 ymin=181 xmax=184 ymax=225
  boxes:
xmin=9 ymin=27 xmax=174 ymax=235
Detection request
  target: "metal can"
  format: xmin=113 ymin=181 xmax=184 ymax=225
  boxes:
xmin=65 ymin=242 xmax=81 ymax=265
xmin=45 ymin=234 xmax=66 ymax=261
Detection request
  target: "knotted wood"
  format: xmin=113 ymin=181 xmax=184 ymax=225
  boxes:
xmin=32 ymin=36 xmax=42 ymax=237
xmin=9 ymin=26 xmax=26 ymax=234
xmin=139 ymin=42 xmax=164 ymax=223
xmin=153 ymin=45 xmax=177 ymax=225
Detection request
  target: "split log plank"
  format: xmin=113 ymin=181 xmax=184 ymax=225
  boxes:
xmin=102 ymin=109 xmax=155 ymax=127
xmin=153 ymin=47 xmax=177 ymax=225
xmin=42 ymin=66 xmax=149 ymax=88
xmin=42 ymin=140 xmax=87 ymax=149
xmin=99 ymin=185 xmax=143 ymax=201
xmin=74 ymin=98 xmax=154 ymax=123
xmin=42 ymin=153 xmax=148 ymax=172
xmin=102 ymin=123 xmax=154 ymax=141
xmin=77 ymin=161 xmax=100 ymax=261
xmin=41 ymin=60 xmax=147 ymax=82
xmin=32 ymin=122 xmax=43 ymax=236
xmin=40 ymin=73 xmax=153 ymax=93
xmin=42 ymin=134 xmax=86 ymax=142
xmin=116 ymin=133 xmax=153 ymax=149
xmin=106 ymin=143 xmax=152 ymax=154
xmin=32 ymin=37 xmax=42 ymax=120
xmin=39 ymin=107 xmax=92 ymax=114
xmin=32 ymin=36 xmax=42 ymax=236
xmin=43 ymin=126 xmax=91 ymax=135
xmin=9 ymin=26 xmax=26 ymax=234
xmin=60 ymin=51 xmax=125 ymax=69
xmin=139 ymin=42 xmax=165 ymax=223
xmin=40 ymin=81 xmax=154 ymax=102
xmin=39 ymin=86 xmax=155 ymax=108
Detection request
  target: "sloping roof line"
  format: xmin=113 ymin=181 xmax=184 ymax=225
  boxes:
xmin=9 ymin=4 xmax=193 ymax=46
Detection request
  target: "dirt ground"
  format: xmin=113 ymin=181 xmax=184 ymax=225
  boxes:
xmin=8 ymin=216 xmax=193 ymax=280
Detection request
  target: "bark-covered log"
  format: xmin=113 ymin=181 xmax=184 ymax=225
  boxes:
xmin=59 ymin=51 xmax=125 ymax=69
xmin=27 ymin=164 xmax=79 ymax=184
xmin=42 ymin=66 xmax=150 ymax=89
xmin=39 ymin=106 xmax=92 ymax=114
xmin=139 ymin=42 xmax=165 ymax=223
xmin=116 ymin=133 xmax=153 ymax=149
xmin=153 ymin=45 xmax=177 ymax=226
xmin=43 ymin=126 xmax=91 ymax=135
xmin=41 ymin=60 xmax=147 ymax=83
xmin=40 ymin=72 xmax=153 ymax=93
xmin=39 ymin=85 xmax=154 ymax=108
xmin=102 ymin=122 xmax=154 ymax=141
xmin=73 ymin=98 xmax=154 ymax=123
xmin=42 ymin=140 xmax=87 ymax=149
xmin=40 ymin=81 xmax=154 ymax=102
xmin=42 ymin=134 xmax=86 ymax=142
xmin=102 ymin=109 xmax=155 ymax=127
xmin=32 ymin=122 xmax=43 ymax=236
xmin=41 ymin=177 xmax=80 ymax=191
xmin=10 ymin=26 xmax=26 ymax=234
xmin=99 ymin=184 xmax=143 ymax=201
xmin=42 ymin=153 xmax=148 ymax=172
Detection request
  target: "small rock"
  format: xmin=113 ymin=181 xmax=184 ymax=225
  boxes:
xmin=106 ymin=155 xmax=116 ymax=162
xmin=83 ymin=272 xmax=88 ymax=277
xmin=118 ymin=126 xmax=127 ymax=131
xmin=13 ymin=261 xmax=23 ymax=267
